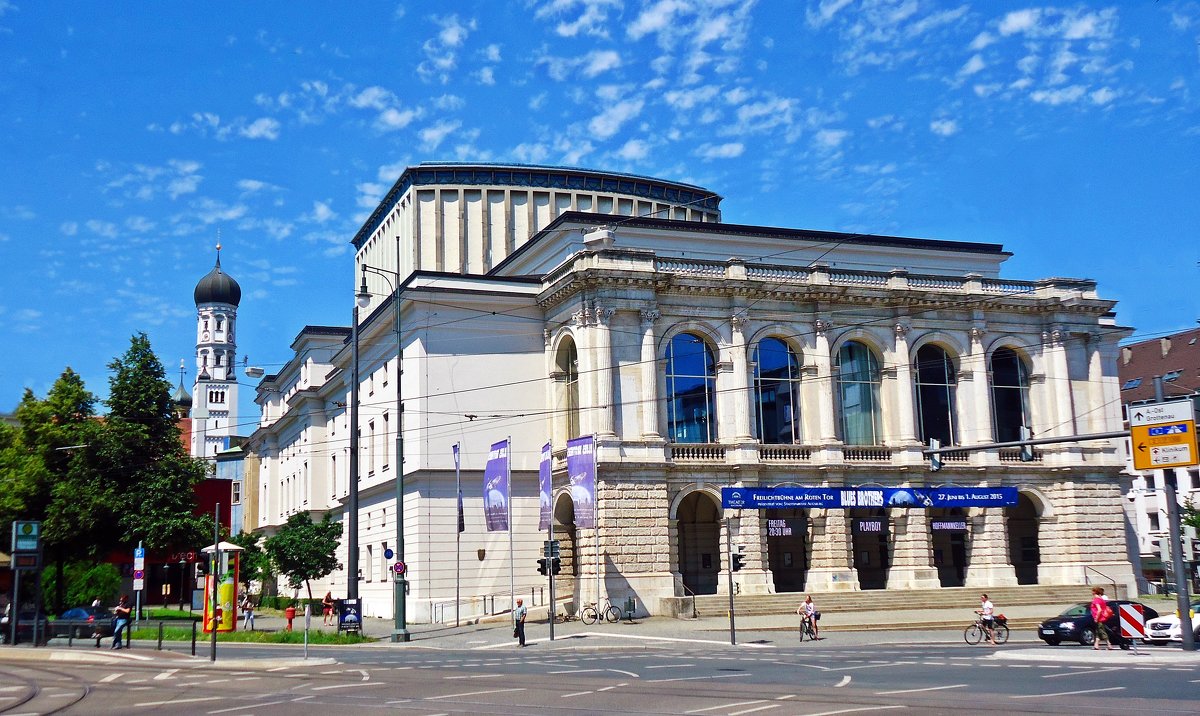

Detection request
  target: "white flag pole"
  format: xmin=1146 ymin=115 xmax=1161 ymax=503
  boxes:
xmin=454 ymin=442 xmax=461 ymax=628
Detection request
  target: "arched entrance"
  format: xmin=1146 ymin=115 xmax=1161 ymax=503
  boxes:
xmin=1006 ymin=494 xmax=1041 ymax=584
xmin=850 ymin=508 xmax=890 ymax=590
xmin=929 ymin=508 xmax=968 ymax=587
xmin=677 ymin=491 xmax=721 ymax=595
xmin=766 ymin=508 xmax=808 ymax=592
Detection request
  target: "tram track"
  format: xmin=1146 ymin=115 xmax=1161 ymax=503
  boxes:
xmin=0 ymin=664 xmax=91 ymax=716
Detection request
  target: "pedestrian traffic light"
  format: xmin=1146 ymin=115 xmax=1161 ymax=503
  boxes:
xmin=732 ymin=546 xmax=745 ymax=572
xmin=551 ymin=557 xmax=561 ymax=575
xmin=928 ymin=437 xmax=943 ymax=473
xmin=537 ymin=558 xmax=548 ymax=576
xmin=1019 ymin=426 xmax=1034 ymax=462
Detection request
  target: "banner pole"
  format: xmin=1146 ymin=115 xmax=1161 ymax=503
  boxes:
xmin=594 ymin=434 xmax=600 ymax=611
xmin=507 ymin=436 xmax=515 ymax=618
xmin=455 ymin=442 xmax=461 ymax=629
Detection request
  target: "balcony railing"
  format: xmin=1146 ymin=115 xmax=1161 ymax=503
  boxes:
xmin=842 ymin=446 xmax=894 ymax=462
xmin=998 ymin=448 xmax=1043 ymax=463
xmin=668 ymin=443 xmax=727 ymax=462
xmin=759 ymin=445 xmax=813 ymax=462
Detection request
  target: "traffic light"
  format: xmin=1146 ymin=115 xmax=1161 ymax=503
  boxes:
xmin=537 ymin=558 xmax=548 ymax=575
xmin=195 ymin=559 xmax=209 ymax=578
xmin=551 ymin=557 xmax=562 ymax=575
xmin=928 ymin=437 xmax=943 ymax=472
xmin=732 ymin=546 xmax=745 ymax=572
xmin=1019 ymin=426 xmax=1034 ymax=462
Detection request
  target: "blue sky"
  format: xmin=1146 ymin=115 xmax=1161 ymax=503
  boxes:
xmin=1 ymin=1 xmax=1198 ymax=428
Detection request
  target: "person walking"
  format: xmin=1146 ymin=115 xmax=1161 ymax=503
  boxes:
xmin=797 ymin=595 xmax=820 ymax=640
xmin=111 ymin=595 xmax=131 ymax=650
xmin=976 ymin=593 xmax=997 ymax=646
xmin=1090 ymin=586 xmax=1114 ymax=650
xmin=322 ymin=592 xmax=335 ymax=626
xmin=513 ymin=598 xmax=528 ymax=647
xmin=240 ymin=594 xmax=255 ymax=631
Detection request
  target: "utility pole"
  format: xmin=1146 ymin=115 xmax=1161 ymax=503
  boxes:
xmin=1153 ymin=376 xmax=1195 ymax=651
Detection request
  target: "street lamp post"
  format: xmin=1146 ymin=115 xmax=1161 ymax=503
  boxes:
xmin=357 ymin=252 xmax=409 ymax=643
xmin=347 ymin=305 xmax=360 ymax=601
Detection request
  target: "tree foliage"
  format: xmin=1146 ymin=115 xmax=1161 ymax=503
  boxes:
xmin=229 ymin=530 xmax=271 ymax=593
xmin=264 ymin=513 xmax=343 ymax=600
xmin=41 ymin=561 xmax=121 ymax=612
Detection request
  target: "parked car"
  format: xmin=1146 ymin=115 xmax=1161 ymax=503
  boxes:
xmin=54 ymin=605 xmax=114 ymax=639
xmin=1037 ymin=600 xmax=1159 ymax=648
xmin=1144 ymin=601 xmax=1200 ymax=646
xmin=1 ymin=609 xmax=52 ymax=645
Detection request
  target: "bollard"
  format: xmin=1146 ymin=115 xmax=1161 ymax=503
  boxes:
xmin=157 ymin=621 xmax=164 ymax=650
xmin=191 ymin=619 xmax=198 ymax=656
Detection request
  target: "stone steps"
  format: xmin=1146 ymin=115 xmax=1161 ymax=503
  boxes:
xmin=680 ymin=584 xmax=1093 ymax=617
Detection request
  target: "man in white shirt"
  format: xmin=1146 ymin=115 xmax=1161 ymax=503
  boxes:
xmin=513 ymin=598 xmax=528 ymax=647
xmin=977 ymin=593 xmax=996 ymax=646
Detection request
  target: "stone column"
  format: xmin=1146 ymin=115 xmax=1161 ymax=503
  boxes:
xmin=639 ymin=309 xmax=662 ymax=440
xmin=729 ymin=313 xmax=753 ymax=442
xmin=964 ymin=507 xmax=1018 ymax=587
xmin=813 ymin=319 xmax=838 ymax=443
xmin=892 ymin=320 xmax=919 ymax=444
xmin=805 ymin=509 xmax=858 ymax=591
xmin=1085 ymin=332 xmax=1108 ymax=433
xmin=1043 ymin=325 xmax=1075 ymax=437
xmin=592 ymin=301 xmax=616 ymax=438
xmin=571 ymin=304 xmax=594 ymax=435
xmin=967 ymin=322 xmax=994 ymax=444
xmin=886 ymin=510 xmax=941 ymax=589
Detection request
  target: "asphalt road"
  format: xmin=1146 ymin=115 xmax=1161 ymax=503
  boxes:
xmin=2 ymin=633 xmax=1198 ymax=715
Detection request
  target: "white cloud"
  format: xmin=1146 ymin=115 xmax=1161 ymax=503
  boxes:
xmin=806 ymin=0 xmax=853 ymax=28
xmin=125 ymin=216 xmax=155 ymax=232
xmin=482 ymin=44 xmax=501 ymax=62
xmin=419 ymin=119 xmax=461 ymax=150
xmin=85 ymin=220 xmax=119 ymax=238
xmin=969 ymin=31 xmax=995 ymax=50
xmin=814 ymin=129 xmax=849 ymax=150
xmin=695 ymin=142 xmax=744 ymax=160
xmin=476 ymin=67 xmax=495 ymax=85
xmin=1030 ymin=85 xmax=1086 ymax=105
xmin=583 ymin=50 xmax=621 ymax=77
xmin=60 ymin=221 xmax=78 ymax=236
xmin=959 ymin=54 xmax=985 ymax=77
xmin=930 ymin=118 xmax=960 ymax=136
xmin=350 ymin=86 xmax=394 ymax=110
xmin=998 ymin=9 xmax=1041 ymax=36
xmin=513 ymin=142 xmax=551 ymax=164
xmin=615 ymin=139 xmax=650 ymax=160
xmin=310 ymin=201 xmax=335 ymax=224
xmin=376 ymin=107 xmax=420 ymax=131
xmin=418 ymin=14 xmax=477 ymax=83
xmin=536 ymin=0 xmax=619 ymax=38
xmin=240 ymin=117 xmax=281 ymax=140
xmin=628 ymin=0 xmax=686 ymax=39
xmin=588 ymin=98 xmax=644 ymax=139
xmin=1090 ymin=87 xmax=1116 ymax=105
xmin=356 ymin=182 xmax=388 ymax=209
xmin=665 ymin=85 xmax=719 ymax=110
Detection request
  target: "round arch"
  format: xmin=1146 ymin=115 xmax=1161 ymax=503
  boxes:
xmin=674 ymin=488 xmax=723 ymax=595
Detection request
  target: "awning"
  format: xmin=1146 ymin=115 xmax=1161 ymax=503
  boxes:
xmin=1140 ymin=557 xmax=1165 ymax=571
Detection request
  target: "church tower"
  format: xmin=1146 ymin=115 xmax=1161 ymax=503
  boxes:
xmin=190 ymin=245 xmax=241 ymax=459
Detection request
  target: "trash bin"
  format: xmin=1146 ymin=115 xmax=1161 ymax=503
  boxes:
xmin=284 ymin=606 xmax=296 ymax=631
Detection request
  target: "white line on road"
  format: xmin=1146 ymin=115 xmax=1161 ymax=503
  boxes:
xmin=549 ymin=668 xmax=600 ymax=674
xmin=1012 ymin=687 xmax=1125 ymax=699
xmin=685 ymin=699 xmax=765 ymax=713
xmin=98 ymin=673 xmax=123 ymax=684
xmin=562 ymin=691 xmax=593 ymax=698
xmin=1042 ymin=668 xmax=1121 ymax=679
xmin=208 ymin=700 xmax=291 ymax=715
xmin=426 ymin=688 xmax=526 ymax=700
xmin=310 ymin=682 xmax=386 ymax=692
xmin=153 ymin=669 xmax=178 ymax=681
xmin=803 ymin=707 xmax=906 ymax=716
xmin=776 ymin=694 xmax=795 ymax=700
xmin=728 ymin=705 xmax=780 ymax=716
xmin=876 ymin=684 xmax=967 ymax=696
xmin=135 ymin=696 xmax=223 ymax=708
xmin=444 ymin=673 xmax=503 ymax=680
xmin=645 ymin=664 xmax=695 ymax=669
xmin=835 ymin=676 xmax=852 ymax=688
xmin=648 ymin=673 xmax=743 ymax=684
xmin=607 ymin=668 xmax=640 ymax=678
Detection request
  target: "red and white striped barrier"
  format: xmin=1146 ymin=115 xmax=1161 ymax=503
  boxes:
xmin=1119 ymin=602 xmax=1145 ymax=638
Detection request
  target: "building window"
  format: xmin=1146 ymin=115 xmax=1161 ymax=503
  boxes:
xmin=836 ymin=340 xmax=882 ymax=446
xmin=368 ymin=421 xmax=376 ymax=475
xmin=1149 ymin=513 xmax=1161 ymax=532
xmin=382 ymin=361 xmax=388 ymax=387
xmin=382 ymin=412 xmax=390 ymax=471
xmin=216 ymin=318 xmax=224 ymax=331
xmin=331 ymin=455 xmax=338 ymax=498
xmin=989 ymin=347 xmax=1031 ymax=443
xmin=1145 ymin=474 xmax=1156 ymax=490
xmin=366 ymin=545 xmax=374 ymax=582
xmin=1163 ymin=370 xmax=1183 ymax=383
xmin=1121 ymin=378 xmax=1142 ymax=390
xmin=753 ymin=337 xmax=801 ymax=444
xmin=556 ymin=337 xmax=580 ymax=440
xmin=232 ymin=481 xmax=241 ymax=505
xmin=915 ymin=344 xmax=958 ymax=446
xmin=665 ymin=332 xmax=717 ymax=443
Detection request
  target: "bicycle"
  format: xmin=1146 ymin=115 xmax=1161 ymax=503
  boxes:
xmin=964 ymin=614 xmax=1009 ymax=645
xmin=799 ymin=614 xmax=817 ymax=641
xmin=581 ymin=597 xmax=622 ymax=625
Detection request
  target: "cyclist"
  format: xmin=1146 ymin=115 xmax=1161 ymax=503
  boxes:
xmin=797 ymin=594 xmax=819 ymax=640
xmin=976 ymin=593 xmax=996 ymax=646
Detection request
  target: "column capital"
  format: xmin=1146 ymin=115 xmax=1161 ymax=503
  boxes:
xmin=640 ymin=308 xmax=661 ymax=326
xmin=814 ymin=319 xmax=832 ymax=337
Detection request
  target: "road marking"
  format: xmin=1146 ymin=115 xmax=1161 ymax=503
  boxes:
xmin=426 ymin=688 xmax=525 ymax=700
xmin=1043 ymin=668 xmax=1120 ymax=679
xmin=776 ymin=694 xmax=796 ymax=700
xmin=648 ymin=673 xmax=743 ymax=684
xmin=607 ymin=668 xmax=639 ymax=678
xmin=99 ymin=673 xmax=124 ymax=684
xmin=135 ymin=696 xmax=223 ymax=708
xmin=835 ymin=676 xmax=852 ymax=688
xmin=444 ymin=673 xmax=503 ymax=680
xmin=562 ymin=691 xmax=593 ymax=698
xmin=728 ymin=706 xmax=780 ymax=716
xmin=310 ymin=682 xmax=386 ymax=692
xmin=876 ymin=684 xmax=967 ymax=695
xmin=686 ymin=700 xmax=765 ymax=713
xmin=208 ymin=701 xmax=291 ymax=714
xmin=1012 ymin=687 xmax=1125 ymax=699
xmin=357 ymin=669 xmax=370 ymax=681
xmin=153 ymin=669 xmax=179 ymax=681
xmin=645 ymin=664 xmax=694 ymax=669
xmin=550 ymin=668 xmax=599 ymax=674
xmin=803 ymin=707 xmax=906 ymax=716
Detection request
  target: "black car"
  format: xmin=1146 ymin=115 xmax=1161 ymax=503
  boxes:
xmin=54 ymin=606 xmax=114 ymax=639
xmin=1037 ymin=600 xmax=1159 ymax=647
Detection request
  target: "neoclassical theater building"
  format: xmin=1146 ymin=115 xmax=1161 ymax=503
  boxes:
xmin=247 ymin=162 xmax=1135 ymax=622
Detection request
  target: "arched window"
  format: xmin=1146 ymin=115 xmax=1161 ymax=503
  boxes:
xmin=753 ymin=337 xmax=802 ymax=444
xmin=555 ymin=338 xmax=580 ymax=440
xmin=666 ymin=332 xmax=717 ymax=443
xmin=836 ymin=341 xmax=882 ymax=445
xmin=990 ymin=347 xmax=1031 ymax=442
xmin=915 ymin=344 xmax=957 ymax=446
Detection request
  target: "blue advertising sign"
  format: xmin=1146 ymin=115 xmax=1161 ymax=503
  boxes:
xmin=483 ymin=439 xmax=510 ymax=532
xmin=721 ymin=486 xmax=1018 ymax=510
xmin=538 ymin=442 xmax=552 ymax=531
xmin=566 ymin=436 xmax=596 ymax=529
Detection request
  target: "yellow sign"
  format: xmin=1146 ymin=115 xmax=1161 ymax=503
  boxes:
xmin=1131 ymin=419 xmax=1198 ymax=471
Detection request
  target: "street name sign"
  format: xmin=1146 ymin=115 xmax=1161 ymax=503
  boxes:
xmin=1130 ymin=399 xmax=1198 ymax=471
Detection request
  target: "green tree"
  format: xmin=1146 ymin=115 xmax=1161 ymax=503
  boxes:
xmin=41 ymin=562 xmax=121 ymax=612
xmin=229 ymin=530 xmax=271 ymax=596
xmin=264 ymin=513 xmax=343 ymax=600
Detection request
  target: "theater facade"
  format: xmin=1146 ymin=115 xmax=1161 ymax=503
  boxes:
xmin=248 ymin=163 xmax=1136 ymax=622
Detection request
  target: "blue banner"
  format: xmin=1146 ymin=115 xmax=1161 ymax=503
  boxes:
xmin=483 ymin=439 xmax=509 ymax=532
xmin=538 ymin=442 xmax=552 ymax=531
xmin=454 ymin=444 xmax=465 ymax=534
xmin=721 ymin=486 xmax=1018 ymax=510
xmin=566 ymin=436 xmax=596 ymax=529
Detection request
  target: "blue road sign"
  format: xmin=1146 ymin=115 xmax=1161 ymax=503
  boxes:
xmin=1148 ymin=423 xmax=1190 ymax=436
